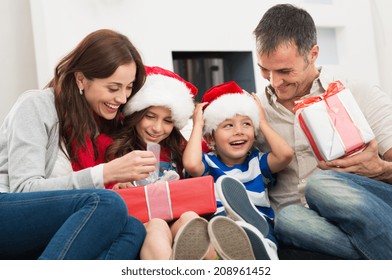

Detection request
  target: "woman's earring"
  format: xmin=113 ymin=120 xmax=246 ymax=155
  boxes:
xmin=79 ymin=89 xmax=84 ymax=95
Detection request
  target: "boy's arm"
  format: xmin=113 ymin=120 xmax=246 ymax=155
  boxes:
xmin=252 ymin=94 xmax=293 ymax=173
xmin=182 ymin=103 xmax=207 ymax=177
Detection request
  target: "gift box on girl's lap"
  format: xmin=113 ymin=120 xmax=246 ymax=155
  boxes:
xmin=114 ymin=176 xmax=216 ymax=223
xmin=294 ymin=80 xmax=375 ymax=161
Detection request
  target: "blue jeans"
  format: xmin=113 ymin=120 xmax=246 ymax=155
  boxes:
xmin=0 ymin=189 xmax=146 ymax=260
xmin=275 ymin=170 xmax=392 ymax=260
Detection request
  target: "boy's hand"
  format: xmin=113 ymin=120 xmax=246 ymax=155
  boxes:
xmin=193 ymin=102 xmax=208 ymax=127
xmin=248 ymin=92 xmax=267 ymax=122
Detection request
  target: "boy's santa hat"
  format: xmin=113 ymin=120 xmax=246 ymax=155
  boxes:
xmin=202 ymin=81 xmax=260 ymax=135
xmin=123 ymin=65 xmax=197 ymax=130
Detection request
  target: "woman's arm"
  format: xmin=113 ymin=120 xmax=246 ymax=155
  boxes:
xmin=4 ymin=90 xmax=94 ymax=192
xmin=4 ymin=90 xmax=156 ymax=192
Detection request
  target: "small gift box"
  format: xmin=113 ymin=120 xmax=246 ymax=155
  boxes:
xmin=294 ymin=80 xmax=375 ymax=161
xmin=114 ymin=176 xmax=216 ymax=223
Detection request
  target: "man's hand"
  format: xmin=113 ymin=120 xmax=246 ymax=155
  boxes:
xmin=317 ymin=140 xmax=386 ymax=179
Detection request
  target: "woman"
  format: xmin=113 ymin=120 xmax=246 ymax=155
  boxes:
xmin=0 ymin=29 xmax=153 ymax=259
xmin=0 ymin=29 xmax=156 ymax=192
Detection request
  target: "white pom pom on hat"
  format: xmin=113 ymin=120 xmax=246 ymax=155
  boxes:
xmin=123 ymin=65 xmax=198 ymax=130
xmin=202 ymin=81 xmax=260 ymax=135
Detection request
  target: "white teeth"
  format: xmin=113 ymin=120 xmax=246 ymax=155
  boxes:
xmin=231 ymin=141 xmax=245 ymax=145
xmin=105 ymin=103 xmax=119 ymax=109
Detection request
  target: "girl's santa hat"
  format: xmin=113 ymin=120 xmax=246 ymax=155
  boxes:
xmin=202 ymin=81 xmax=260 ymax=135
xmin=123 ymin=66 xmax=197 ymax=130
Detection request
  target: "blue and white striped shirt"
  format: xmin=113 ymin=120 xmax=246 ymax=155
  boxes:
xmin=202 ymin=149 xmax=275 ymax=219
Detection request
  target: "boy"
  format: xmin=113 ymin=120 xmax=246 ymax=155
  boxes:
xmin=183 ymin=81 xmax=293 ymax=259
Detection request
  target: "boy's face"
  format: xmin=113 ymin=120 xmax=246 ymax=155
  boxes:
xmin=206 ymin=114 xmax=255 ymax=167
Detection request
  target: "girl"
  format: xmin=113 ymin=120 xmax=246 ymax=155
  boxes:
xmin=106 ymin=65 xmax=205 ymax=259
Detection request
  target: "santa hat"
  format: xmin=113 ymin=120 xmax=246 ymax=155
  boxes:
xmin=123 ymin=65 xmax=197 ymax=130
xmin=202 ymin=81 xmax=260 ymax=135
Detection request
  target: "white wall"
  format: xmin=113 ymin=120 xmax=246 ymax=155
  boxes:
xmin=1 ymin=0 xmax=392 ymax=124
xmin=0 ymin=0 xmax=37 ymax=123
xmin=371 ymin=0 xmax=392 ymax=96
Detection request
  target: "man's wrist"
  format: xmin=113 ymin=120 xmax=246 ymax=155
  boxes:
xmin=374 ymin=160 xmax=392 ymax=184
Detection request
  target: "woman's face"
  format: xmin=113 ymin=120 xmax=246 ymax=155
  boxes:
xmin=79 ymin=62 xmax=137 ymax=120
xmin=136 ymin=106 xmax=175 ymax=144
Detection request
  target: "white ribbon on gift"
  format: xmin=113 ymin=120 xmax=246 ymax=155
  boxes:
xmin=144 ymin=181 xmax=174 ymax=221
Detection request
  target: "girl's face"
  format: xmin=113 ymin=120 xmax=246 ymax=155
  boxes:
xmin=206 ymin=114 xmax=255 ymax=167
xmin=136 ymin=106 xmax=175 ymax=144
xmin=77 ymin=62 xmax=137 ymax=120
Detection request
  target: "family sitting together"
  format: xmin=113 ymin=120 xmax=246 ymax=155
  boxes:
xmin=1 ymin=4 xmax=392 ymax=260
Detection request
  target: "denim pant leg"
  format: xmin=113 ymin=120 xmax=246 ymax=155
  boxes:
xmin=0 ymin=189 xmax=145 ymax=260
xmin=306 ymin=170 xmax=392 ymax=260
xmin=96 ymin=215 xmax=146 ymax=260
xmin=275 ymin=204 xmax=361 ymax=259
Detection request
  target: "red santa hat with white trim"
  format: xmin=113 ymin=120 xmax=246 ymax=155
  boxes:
xmin=202 ymin=81 xmax=260 ymax=135
xmin=123 ymin=65 xmax=198 ymax=130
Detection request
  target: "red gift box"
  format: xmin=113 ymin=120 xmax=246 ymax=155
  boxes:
xmin=114 ymin=176 xmax=216 ymax=223
xmin=294 ymin=80 xmax=375 ymax=161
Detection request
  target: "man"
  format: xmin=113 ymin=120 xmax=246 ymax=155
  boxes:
xmin=254 ymin=4 xmax=392 ymax=259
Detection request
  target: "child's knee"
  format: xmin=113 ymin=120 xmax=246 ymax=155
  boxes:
xmin=145 ymin=218 xmax=171 ymax=235
xmin=178 ymin=211 xmax=199 ymax=221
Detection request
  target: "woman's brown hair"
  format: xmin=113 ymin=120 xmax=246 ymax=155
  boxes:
xmin=46 ymin=29 xmax=146 ymax=161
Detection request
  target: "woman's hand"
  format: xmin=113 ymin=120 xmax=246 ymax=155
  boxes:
xmin=103 ymin=150 xmax=157 ymax=184
xmin=111 ymin=182 xmax=134 ymax=190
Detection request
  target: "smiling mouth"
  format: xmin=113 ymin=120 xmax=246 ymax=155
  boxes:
xmin=104 ymin=103 xmax=120 ymax=110
xmin=276 ymin=85 xmax=289 ymax=92
xmin=230 ymin=140 xmax=246 ymax=146
xmin=146 ymin=132 xmax=162 ymax=139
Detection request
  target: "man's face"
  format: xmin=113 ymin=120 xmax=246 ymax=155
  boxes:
xmin=257 ymin=43 xmax=318 ymax=108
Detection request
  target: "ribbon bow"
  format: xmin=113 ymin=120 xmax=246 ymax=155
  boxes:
xmin=293 ymin=80 xmax=346 ymax=112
